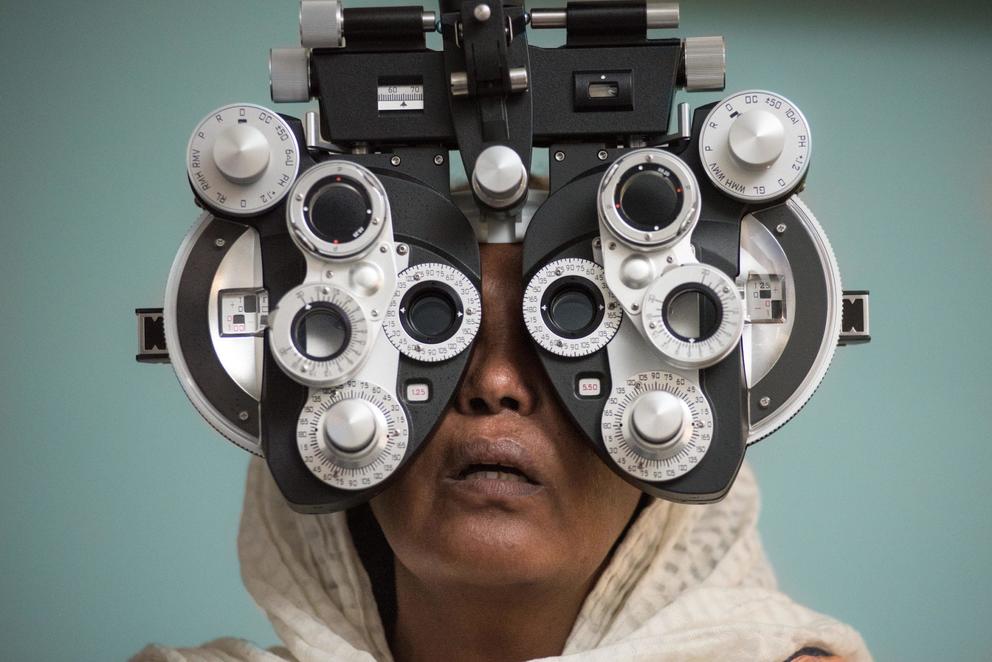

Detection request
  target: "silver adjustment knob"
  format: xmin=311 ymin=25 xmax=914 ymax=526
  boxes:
xmin=630 ymin=391 xmax=687 ymax=449
xmin=471 ymin=145 xmax=529 ymax=209
xmin=269 ymin=48 xmax=311 ymax=103
xmin=211 ymin=124 xmax=271 ymax=185
xmin=300 ymin=0 xmax=344 ymax=48
xmin=682 ymin=36 xmax=726 ymax=91
xmin=728 ymin=109 xmax=786 ymax=168
xmin=602 ymin=372 xmax=713 ymax=482
xmin=322 ymin=399 xmax=379 ymax=455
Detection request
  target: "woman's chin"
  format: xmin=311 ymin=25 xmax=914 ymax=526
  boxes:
xmin=411 ymin=510 xmax=565 ymax=588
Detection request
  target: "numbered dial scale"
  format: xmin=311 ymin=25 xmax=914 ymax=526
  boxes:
xmin=601 ymin=372 xmax=713 ymax=482
xmin=187 ymin=103 xmax=300 ymax=216
xmin=642 ymin=263 xmax=745 ymax=369
xmin=523 ymin=258 xmax=622 ymax=357
xmin=296 ymin=381 xmax=410 ymax=490
xmin=269 ymin=282 xmax=372 ymax=387
xmin=698 ymin=91 xmax=811 ymax=203
xmin=383 ymin=263 xmax=481 ymax=362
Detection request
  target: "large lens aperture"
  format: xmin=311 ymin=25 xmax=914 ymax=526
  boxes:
xmin=304 ymin=176 xmax=372 ymax=245
xmin=291 ymin=303 xmax=352 ymax=361
xmin=664 ymin=286 xmax=722 ymax=342
xmin=615 ymin=164 xmax=685 ymax=233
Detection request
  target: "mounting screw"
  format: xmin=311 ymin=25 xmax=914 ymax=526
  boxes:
xmin=631 ymin=303 xmax=640 ymax=312
xmin=371 ymin=309 xmax=380 ymax=318
xmin=608 ymin=242 xmax=616 ymax=250
xmin=325 ymin=270 xmax=334 ymax=278
xmin=379 ymin=244 xmax=388 ymax=253
xmin=593 ymin=238 xmax=602 ymax=248
xmin=776 ymin=223 xmax=787 ymax=234
xmin=554 ymin=150 xmax=565 ymax=162
xmin=238 ymin=411 xmax=249 ymax=421
xmin=759 ymin=396 xmax=771 ymax=409
xmin=214 ymin=238 xmax=226 ymax=248
xmin=666 ymin=256 xmax=674 ymax=263
xmin=597 ymin=150 xmax=609 ymax=161
xmin=433 ymin=154 xmax=445 ymax=166
xmin=397 ymin=243 xmax=409 ymax=255
xmin=473 ymin=3 xmax=491 ymax=22
xmin=390 ymin=155 xmax=401 ymax=166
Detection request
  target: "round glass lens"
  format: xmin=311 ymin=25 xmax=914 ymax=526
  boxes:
xmin=666 ymin=289 xmax=720 ymax=341
xmin=618 ymin=169 xmax=682 ymax=232
xmin=408 ymin=293 xmax=456 ymax=338
xmin=292 ymin=305 xmax=351 ymax=360
xmin=549 ymin=288 xmax=597 ymax=334
xmin=305 ymin=177 xmax=371 ymax=245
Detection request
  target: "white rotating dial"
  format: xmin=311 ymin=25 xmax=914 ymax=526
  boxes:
xmin=383 ymin=262 xmax=481 ymax=362
xmin=523 ymin=258 xmax=622 ymax=357
xmin=699 ymin=90 xmax=811 ymax=203
xmin=601 ymin=371 xmax=713 ymax=482
xmin=642 ymin=264 xmax=744 ymax=369
xmin=269 ymin=282 xmax=372 ymax=387
xmin=187 ymin=103 xmax=299 ymax=216
xmin=297 ymin=381 xmax=410 ymax=491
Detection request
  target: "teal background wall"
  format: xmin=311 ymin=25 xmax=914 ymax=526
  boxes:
xmin=1 ymin=0 xmax=989 ymax=659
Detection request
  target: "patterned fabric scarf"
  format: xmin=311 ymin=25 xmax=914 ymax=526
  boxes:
xmin=134 ymin=459 xmax=871 ymax=662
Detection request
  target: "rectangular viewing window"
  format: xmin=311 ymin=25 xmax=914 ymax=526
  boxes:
xmin=377 ymin=77 xmax=425 ymax=112
xmin=588 ymin=82 xmax=619 ymax=99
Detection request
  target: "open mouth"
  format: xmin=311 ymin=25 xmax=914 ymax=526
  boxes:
xmin=455 ymin=463 xmax=537 ymax=485
xmin=442 ymin=437 xmax=547 ymax=496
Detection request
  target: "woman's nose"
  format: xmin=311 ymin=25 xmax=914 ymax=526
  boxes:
xmin=454 ymin=245 xmax=540 ymax=416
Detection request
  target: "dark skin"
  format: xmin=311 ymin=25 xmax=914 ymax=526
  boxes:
xmin=370 ymin=244 xmax=644 ymax=662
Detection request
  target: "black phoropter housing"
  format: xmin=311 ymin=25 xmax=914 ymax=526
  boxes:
xmin=308 ymin=0 xmax=701 ymax=168
xmin=274 ymin=0 xmax=743 ymax=506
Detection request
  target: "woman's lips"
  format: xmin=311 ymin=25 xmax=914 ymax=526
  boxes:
xmin=440 ymin=436 xmax=549 ymax=501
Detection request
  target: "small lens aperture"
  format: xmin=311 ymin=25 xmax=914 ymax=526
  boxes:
xmin=400 ymin=282 xmax=463 ymax=344
xmin=292 ymin=303 xmax=352 ymax=361
xmin=541 ymin=276 xmax=605 ymax=340
xmin=616 ymin=165 xmax=684 ymax=232
xmin=305 ymin=176 xmax=372 ymax=245
xmin=550 ymin=288 xmax=596 ymax=334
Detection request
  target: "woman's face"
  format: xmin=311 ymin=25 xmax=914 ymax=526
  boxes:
xmin=370 ymin=243 xmax=643 ymax=591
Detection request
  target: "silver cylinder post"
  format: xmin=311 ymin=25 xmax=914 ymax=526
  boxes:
xmin=421 ymin=11 xmax=437 ymax=31
xmin=509 ymin=67 xmax=529 ymax=93
xmin=530 ymin=3 xmax=679 ymax=29
xmin=529 ymin=9 xmax=567 ymax=29
xmin=645 ymin=1 xmax=679 ymax=29
xmin=450 ymin=71 xmax=469 ymax=97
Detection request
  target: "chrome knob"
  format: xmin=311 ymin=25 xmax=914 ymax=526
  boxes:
xmin=682 ymin=36 xmax=726 ymax=92
xmin=728 ymin=109 xmax=786 ymax=168
xmin=212 ymin=124 xmax=271 ymax=185
xmin=630 ymin=390 xmax=687 ymax=449
xmin=322 ymin=399 xmax=379 ymax=455
xmin=471 ymin=145 xmax=529 ymax=209
xmin=269 ymin=48 xmax=311 ymax=103
xmin=300 ymin=0 xmax=344 ymax=48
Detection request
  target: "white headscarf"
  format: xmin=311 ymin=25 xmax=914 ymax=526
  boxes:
xmin=133 ymin=459 xmax=871 ymax=662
